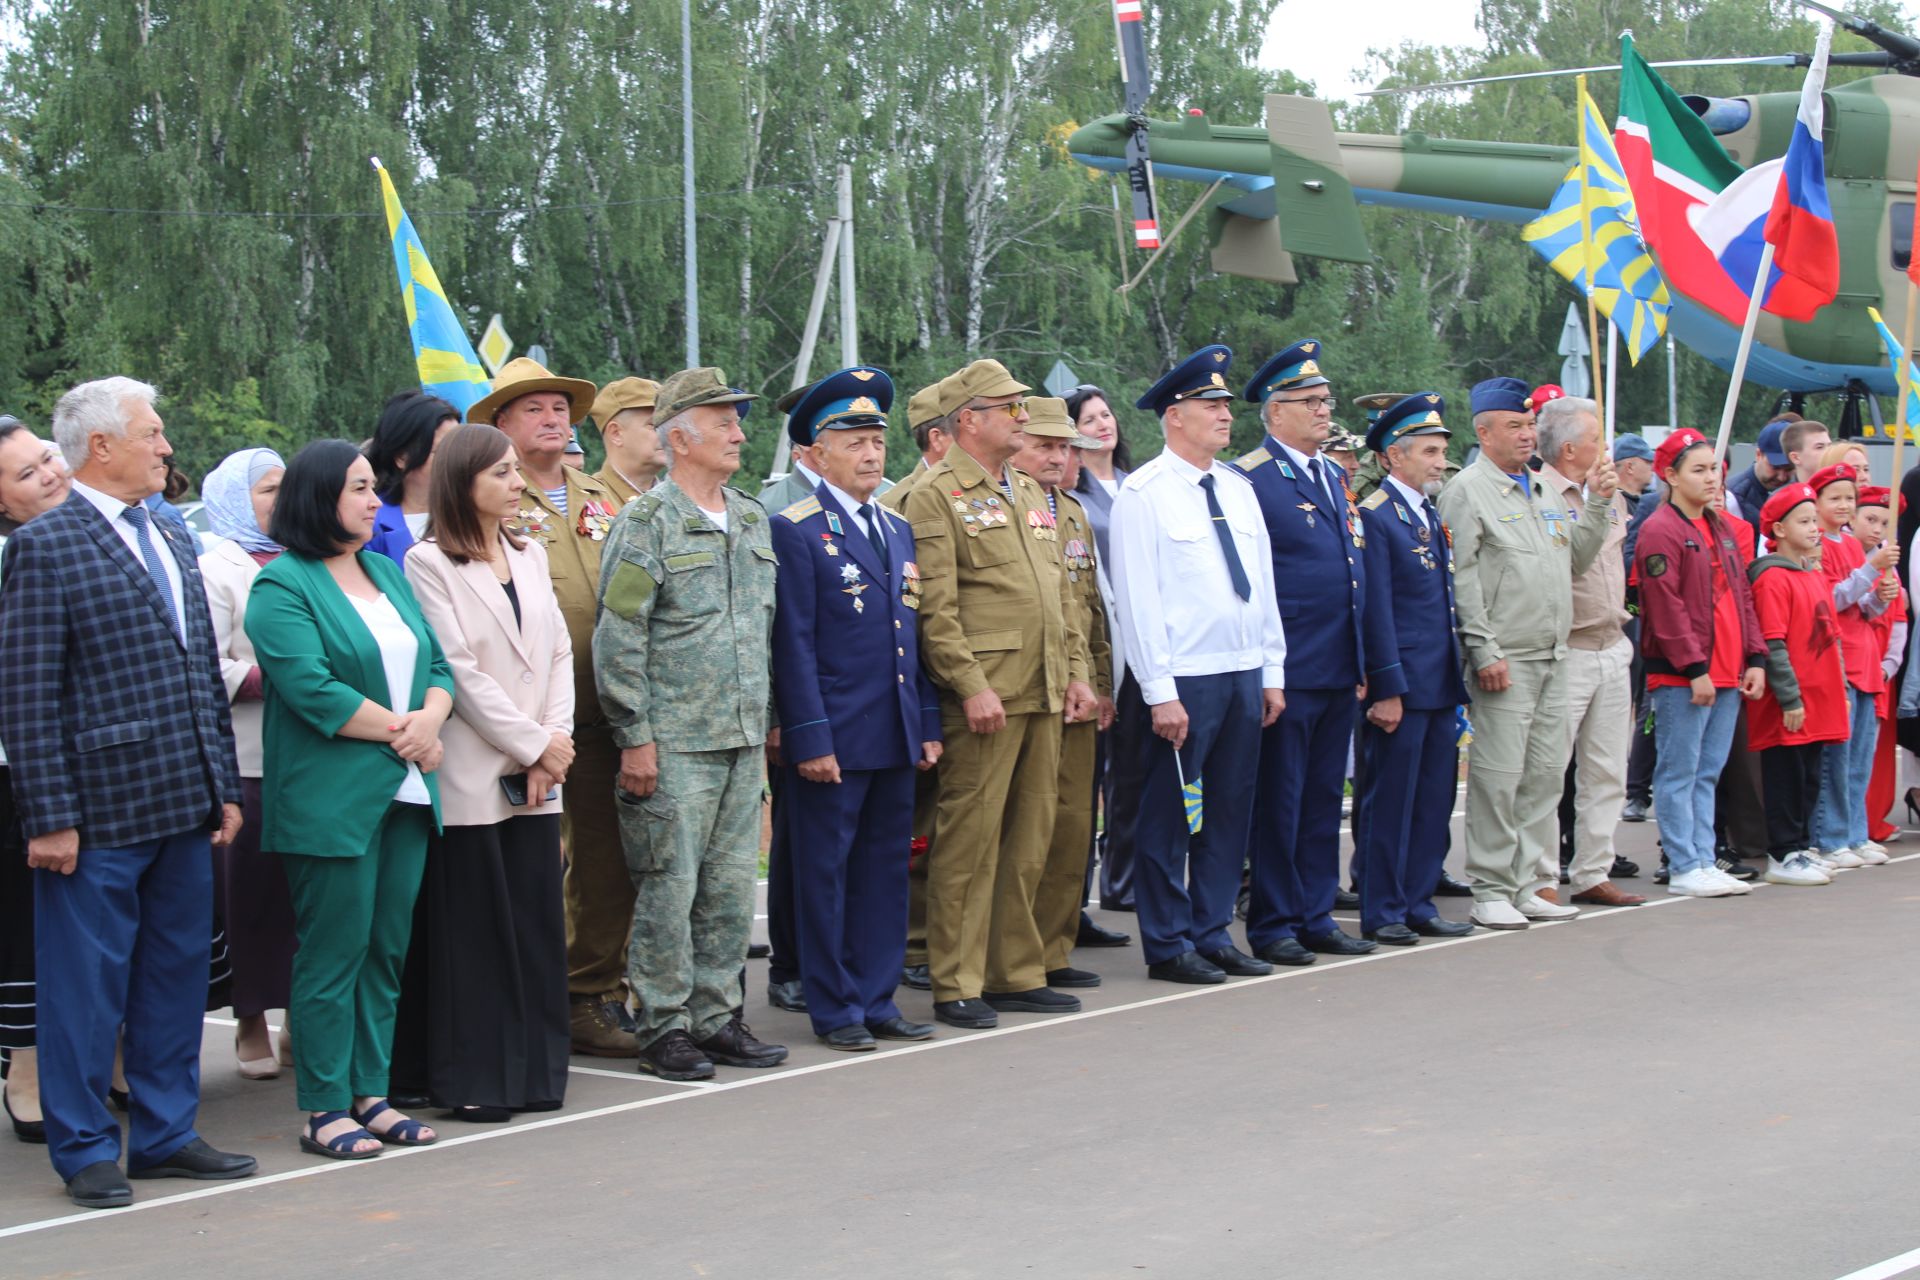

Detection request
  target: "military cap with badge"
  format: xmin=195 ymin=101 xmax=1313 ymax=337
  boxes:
xmin=1136 ymin=344 xmax=1236 ymax=415
xmin=1241 ymin=337 xmax=1330 ymax=404
xmin=1366 ymin=392 xmax=1453 ymax=573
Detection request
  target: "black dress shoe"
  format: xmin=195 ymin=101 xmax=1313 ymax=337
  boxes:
xmin=899 ymin=964 xmax=931 ymax=991
xmin=387 ymin=1092 xmax=433 ymax=1111
xmin=446 ymin=1105 xmax=512 ymax=1123
xmin=1254 ymin=938 xmax=1317 ymax=967
xmin=129 ymin=1137 xmax=258 ymax=1181
xmin=1300 ymin=929 xmax=1377 ymax=956
xmin=1410 ymin=916 xmax=1476 ymax=938
xmin=1147 ymin=951 xmax=1227 ymax=984
xmin=767 ymin=978 xmax=809 ymax=1012
xmin=638 ymin=1029 xmax=715 ymax=1081
xmin=1621 ymin=796 xmax=1650 ymax=822
xmin=66 ymin=1160 xmax=132 ymax=1209
xmin=1046 ymin=966 xmax=1101 ymax=989
xmin=1433 ymin=872 xmax=1474 ymax=898
xmin=1076 ymin=912 xmax=1132 ymax=948
xmin=867 ymin=1016 xmax=936 ymax=1041
xmin=746 ymin=942 xmax=771 ymax=959
xmin=1363 ymin=923 xmax=1420 ymax=947
xmin=1334 ymin=887 xmax=1360 ymax=910
xmin=933 ymin=999 xmax=999 ymax=1029
xmin=819 ymin=1025 xmax=877 ymax=1052
xmin=1199 ymin=946 xmax=1273 ymax=976
xmin=5 ymin=1086 xmax=45 ymax=1144
xmin=693 ymin=1015 xmax=789 ymax=1069
xmin=1098 ymin=897 xmax=1136 ymax=914
xmin=982 ymin=987 xmax=1082 ymax=1014
xmin=1611 ymin=855 xmax=1641 ymax=879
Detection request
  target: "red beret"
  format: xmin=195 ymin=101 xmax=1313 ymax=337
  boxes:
xmin=1531 ymin=384 xmax=1566 ymax=409
xmin=1858 ymin=484 xmax=1891 ymax=508
xmin=1759 ymin=482 xmax=1818 ymax=532
xmin=1653 ymin=427 xmax=1709 ymax=475
xmin=1808 ymin=463 xmax=1858 ymax=493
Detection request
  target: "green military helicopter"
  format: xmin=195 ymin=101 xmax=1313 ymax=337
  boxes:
xmin=1070 ymin=0 xmax=1920 ymax=405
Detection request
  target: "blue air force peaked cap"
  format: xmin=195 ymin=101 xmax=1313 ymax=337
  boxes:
xmin=1136 ymin=345 xmax=1235 ymax=414
xmin=1243 ymin=338 xmax=1331 ymax=403
xmin=1470 ymin=377 xmax=1533 ymax=417
xmin=1367 ymin=393 xmax=1450 ymax=454
xmin=778 ymin=366 xmax=894 ymax=447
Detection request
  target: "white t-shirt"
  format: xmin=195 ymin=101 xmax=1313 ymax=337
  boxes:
xmin=349 ymin=592 xmax=431 ymax=806
xmin=702 ymin=504 xmax=729 ymax=533
xmin=403 ymin=511 xmax=430 ymax=539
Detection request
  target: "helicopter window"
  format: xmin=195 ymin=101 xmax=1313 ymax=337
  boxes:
xmin=1896 ymin=203 xmax=1915 ymax=273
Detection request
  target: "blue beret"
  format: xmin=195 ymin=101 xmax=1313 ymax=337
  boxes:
xmin=1755 ymin=420 xmax=1789 ymax=467
xmin=1366 ymin=393 xmax=1449 ymax=454
xmin=1242 ymin=338 xmax=1330 ymax=403
xmin=779 ymin=367 xmax=893 ymax=447
xmin=1611 ymin=432 xmax=1655 ymax=463
xmin=1469 ymin=377 xmax=1532 ymax=417
xmin=1136 ymin=345 xmax=1235 ymax=414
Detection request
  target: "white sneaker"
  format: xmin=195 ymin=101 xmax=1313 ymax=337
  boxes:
xmin=1517 ymin=894 xmax=1581 ymax=920
xmin=1806 ymin=851 xmax=1846 ymax=872
xmin=1854 ymin=842 xmax=1890 ymax=865
xmin=1470 ymin=899 xmax=1531 ymax=930
xmin=1702 ymin=867 xmax=1754 ymax=895
xmin=1764 ymin=853 xmax=1833 ymax=886
xmin=1667 ymin=867 xmax=1736 ymax=897
xmin=1825 ymin=847 xmax=1867 ymax=869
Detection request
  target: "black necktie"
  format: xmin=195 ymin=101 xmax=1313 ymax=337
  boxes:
xmin=859 ymin=503 xmax=887 ymax=562
xmin=1199 ymin=474 xmax=1252 ymax=602
xmin=1309 ymin=457 xmax=1336 ymax=511
xmin=1422 ymin=497 xmax=1440 ymax=534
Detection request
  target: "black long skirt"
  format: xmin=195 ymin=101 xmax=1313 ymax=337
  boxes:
xmin=0 ymin=767 xmax=31 ymax=1052
xmin=422 ymin=815 xmax=568 ymax=1111
xmin=211 ymin=779 xmax=296 ymax=1017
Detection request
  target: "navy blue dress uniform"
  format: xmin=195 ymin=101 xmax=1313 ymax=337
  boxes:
xmin=1231 ymin=339 xmax=1371 ymax=959
xmin=1354 ymin=395 xmax=1472 ymax=940
xmin=769 ymin=369 xmax=942 ymax=1043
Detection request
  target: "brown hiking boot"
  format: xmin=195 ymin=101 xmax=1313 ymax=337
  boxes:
xmin=570 ymin=993 xmax=639 ymax=1057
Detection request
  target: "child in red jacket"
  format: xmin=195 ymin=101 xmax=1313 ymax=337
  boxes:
xmin=1748 ymin=484 xmax=1850 ymax=885
xmin=1853 ymin=485 xmax=1908 ymax=848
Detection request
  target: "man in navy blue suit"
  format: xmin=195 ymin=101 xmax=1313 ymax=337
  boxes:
xmin=1232 ymin=339 xmax=1373 ymax=965
xmin=0 ymin=377 xmax=254 ymax=1209
xmin=770 ymin=367 xmax=944 ymax=1051
xmin=1353 ymin=394 xmax=1478 ymax=945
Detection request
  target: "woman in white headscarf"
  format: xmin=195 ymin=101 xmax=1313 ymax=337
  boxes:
xmin=200 ymin=448 xmax=300 ymax=1079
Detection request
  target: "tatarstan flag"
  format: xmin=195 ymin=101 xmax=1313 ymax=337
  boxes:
xmin=1614 ymin=35 xmax=1752 ymax=325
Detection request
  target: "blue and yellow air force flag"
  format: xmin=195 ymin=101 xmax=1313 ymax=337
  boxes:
xmin=1174 ymin=752 xmax=1203 ymax=835
xmin=1522 ymin=83 xmax=1671 ymax=365
xmin=373 ymin=158 xmax=491 ymax=415
xmin=1866 ymin=306 xmax=1920 ymax=441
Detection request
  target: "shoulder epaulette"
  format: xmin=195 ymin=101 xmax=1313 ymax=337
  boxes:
xmin=874 ymin=503 xmax=907 ymax=528
xmin=629 ymin=494 xmax=662 ymax=523
xmin=1233 ymin=446 xmax=1271 ymax=470
xmin=1360 ymin=489 xmax=1388 ymax=510
xmin=780 ymin=495 xmax=822 ymax=523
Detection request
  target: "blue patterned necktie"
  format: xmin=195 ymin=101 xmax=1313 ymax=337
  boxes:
xmin=121 ymin=504 xmax=182 ymax=636
xmin=1199 ymin=474 xmax=1252 ymax=602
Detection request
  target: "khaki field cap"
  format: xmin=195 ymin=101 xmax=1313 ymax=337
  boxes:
xmin=938 ymin=359 xmax=1031 ymax=418
xmin=466 ymin=356 xmax=597 ymax=425
xmin=592 ymin=377 xmax=660 ymax=427
xmin=906 ymin=382 xmax=946 ymax=430
xmin=654 ymin=367 xmax=758 ymax=423
xmin=1020 ymin=396 xmax=1074 ymax=440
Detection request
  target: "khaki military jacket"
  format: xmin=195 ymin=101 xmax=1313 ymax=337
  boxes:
xmin=593 ymin=463 xmax=652 ymax=511
xmin=1054 ymin=489 xmax=1112 ymax=696
xmin=594 ymin=477 xmax=777 ymax=752
xmin=511 ymin=464 xmax=620 ymax=722
xmin=879 ymin=459 xmax=934 ymax=514
xmin=902 ymin=446 xmax=1087 ymax=714
xmin=1436 ymin=454 xmax=1611 ymax=669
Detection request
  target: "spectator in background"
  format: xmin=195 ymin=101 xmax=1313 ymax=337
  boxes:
xmin=589 ymin=378 xmax=663 ymax=508
xmin=1853 ymin=485 xmax=1907 ymax=849
xmin=247 ymin=439 xmax=453 ymax=1159
xmin=1726 ymin=415 xmax=1797 ymax=522
xmin=1782 ymin=419 xmax=1832 ymax=484
xmin=403 ymin=425 xmax=575 ymax=1119
xmin=198 ymin=448 xmax=298 ymax=1081
xmin=364 ymin=391 xmax=461 ymax=567
xmin=0 ymin=416 xmax=72 ymax=1146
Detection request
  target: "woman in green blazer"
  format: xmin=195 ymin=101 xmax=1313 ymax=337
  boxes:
xmin=246 ymin=440 xmax=455 ymax=1160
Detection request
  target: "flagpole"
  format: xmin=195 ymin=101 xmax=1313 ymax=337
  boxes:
xmin=1605 ymin=319 xmax=1619 ymax=446
xmin=1893 ymin=279 xmax=1916 ymax=535
xmin=1714 ymin=243 xmax=1775 ymax=464
xmin=1577 ymin=74 xmax=1605 ymax=423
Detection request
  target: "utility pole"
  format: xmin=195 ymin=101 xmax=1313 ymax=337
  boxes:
xmin=837 ymin=164 xmax=857 ymax=366
xmin=680 ymin=0 xmax=700 ymax=367
xmin=769 ymin=164 xmax=859 ymax=477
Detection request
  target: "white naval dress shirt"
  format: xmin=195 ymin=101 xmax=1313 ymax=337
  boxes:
xmin=71 ymin=480 xmax=186 ymax=642
xmin=1111 ymin=449 xmax=1287 ymax=705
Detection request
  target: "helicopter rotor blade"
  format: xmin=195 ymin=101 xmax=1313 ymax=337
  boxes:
xmin=1793 ymin=0 xmax=1920 ymax=66
xmin=1111 ymin=0 xmax=1160 ymax=249
xmin=1361 ymin=54 xmax=1814 ymax=96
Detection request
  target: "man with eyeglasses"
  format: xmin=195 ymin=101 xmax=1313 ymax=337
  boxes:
xmin=900 ymin=359 xmax=1097 ymax=1029
xmin=1231 ymin=339 xmax=1373 ymax=966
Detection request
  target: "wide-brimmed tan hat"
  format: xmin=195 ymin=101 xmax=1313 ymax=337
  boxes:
xmin=467 ymin=357 xmax=597 ymax=426
xmin=592 ymin=377 xmax=660 ymax=428
xmin=1021 ymin=397 xmax=1074 ymax=440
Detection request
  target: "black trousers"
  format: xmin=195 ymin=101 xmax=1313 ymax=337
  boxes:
xmin=1761 ymin=742 xmax=1826 ymax=860
xmin=1100 ymin=675 xmax=1150 ymax=910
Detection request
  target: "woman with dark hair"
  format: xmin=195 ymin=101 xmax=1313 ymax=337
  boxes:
xmin=246 ymin=439 xmax=454 ymax=1159
xmin=365 ymin=391 xmax=460 ymax=567
xmin=1067 ymin=384 xmax=1132 ymax=558
xmin=0 ymin=416 xmax=71 ymax=1142
xmin=403 ymin=425 xmax=575 ymax=1119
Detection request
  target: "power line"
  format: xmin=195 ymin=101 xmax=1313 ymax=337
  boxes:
xmin=0 ymin=180 xmax=823 ymax=220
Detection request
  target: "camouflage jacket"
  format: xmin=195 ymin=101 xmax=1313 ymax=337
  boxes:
xmin=593 ymin=476 xmax=777 ymax=752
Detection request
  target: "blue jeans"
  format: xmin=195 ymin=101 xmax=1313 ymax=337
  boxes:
xmin=1811 ymin=685 xmax=1877 ymax=853
xmin=1650 ymin=685 xmax=1740 ymax=875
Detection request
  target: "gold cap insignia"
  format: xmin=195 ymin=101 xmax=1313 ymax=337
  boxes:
xmin=1298 ymin=359 xmax=1320 ymax=378
xmin=1210 ymin=373 xmax=1225 ymax=387
xmin=849 ymin=396 xmax=878 ymax=413
xmin=1426 ymin=394 xmax=1440 ymax=405
xmin=1302 ymin=342 xmax=1317 ymax=354
xmin=1213 ymin=351 xmax=1227 ymax=363
xmin=851 ymin=370 xmax=875 ymax=381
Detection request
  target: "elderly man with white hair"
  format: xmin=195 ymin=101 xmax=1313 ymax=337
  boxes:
xmin=1535 ymin=395 xmax=1646 ymax=909
xmin=0 ymin=378 xmax=255 ymax=1208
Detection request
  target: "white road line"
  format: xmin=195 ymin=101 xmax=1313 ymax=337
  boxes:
xmin=565 ymin=1063 xmax=711 ymax=1088
xmin=9 ymin=853 xmax=1911 ymax=1244
xmin=1834 ymin=1245 xmax=1920 ymax=1280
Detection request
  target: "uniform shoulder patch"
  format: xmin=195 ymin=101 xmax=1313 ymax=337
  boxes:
xmin=1645 ymin=553 xmax=1668 ymax=579
xmin=1233 ymin=446 xmax=1272 ymax=471
xmin=628 ymin=494 xmax=662 ymax=524
xmin=1360 ymin=489 xmax=1388 ymax=510
xmin=780 ymin=495 xmax=823 ymax=523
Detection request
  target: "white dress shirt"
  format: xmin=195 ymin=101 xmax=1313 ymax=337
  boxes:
xmin=1112 ymin=450 xmax=1287 ymax=705
xmin=71 ymin=480 xmax=186 ymax=641
xmin=1386 ymin=475 xmax=1432 ymax=530
xmin=348 ymin=592 xmax=431 ymax=806
xmin=1272 ymin=437 xmax=1338 ymax=508
xmin=824 ymin=482 xmax=881 ymax=541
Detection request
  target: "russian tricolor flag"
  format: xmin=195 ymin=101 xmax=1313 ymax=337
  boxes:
xmin=1692 ymin=20 xmax=1839 ymax=323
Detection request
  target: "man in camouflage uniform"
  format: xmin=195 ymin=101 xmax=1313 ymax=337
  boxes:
xmin=594 ymin=367 xmax=786 ymax=1082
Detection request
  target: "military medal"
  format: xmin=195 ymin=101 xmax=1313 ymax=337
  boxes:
xmin=515 ymin=507 xmax=553 ymax=540
xmin=1296 ymin=501 xmax=1317 ymax=528
xmin=576 ymin=499 xmax=615 ymax=542
xmin=820 ymin=532 xmax=840 ymax=556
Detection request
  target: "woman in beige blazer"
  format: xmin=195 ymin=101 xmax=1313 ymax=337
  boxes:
xmin=401 ymin=425 xmax=575 ymax=1120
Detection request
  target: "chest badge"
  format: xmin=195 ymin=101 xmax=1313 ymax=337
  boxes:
xmin=515 ymin=508 xmax=554 ymax=541
xmin=576 ymin=499 xmax=615 ymax=542
xmin=1296 ymin=501 xmax=1318 ymax=529
xmin=820 ymin=532 xmax=841 ymax=557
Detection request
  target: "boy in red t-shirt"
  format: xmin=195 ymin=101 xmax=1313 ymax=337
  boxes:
xmin=1853 ymin=485 xmax=1908 ymax=848
xmin=1748 ymin=484 xmax=1849 ymax=885
xmin=1806 ymin=464 xmax=1900 ymax=870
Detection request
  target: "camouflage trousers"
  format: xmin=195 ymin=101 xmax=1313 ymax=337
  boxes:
xmin=618 ymin=746 xmax=761 ymax=1045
